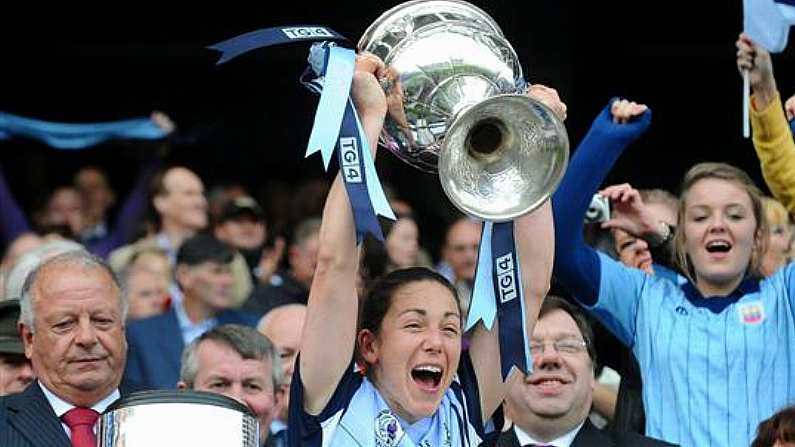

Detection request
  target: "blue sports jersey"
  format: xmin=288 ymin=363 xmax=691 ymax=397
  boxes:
xmin=288 ymin=353 xmax=487 ymax=447
xmin=593 ymin=252 xmax=795 ymax=447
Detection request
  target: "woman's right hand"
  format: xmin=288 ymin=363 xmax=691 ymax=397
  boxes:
xmin=599 ymin=183 xmax=658 ymax=239
xmin=351 ymin=52 xmax=388 ymax=120
xmin=736 ymin=32 xmax=777 ymax=108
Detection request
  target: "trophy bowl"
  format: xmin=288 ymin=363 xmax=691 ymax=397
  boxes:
xmin=359 ymin=0 xmax=568 ymax=221
xmin=97 ymin=390 xmax=260 ymax=447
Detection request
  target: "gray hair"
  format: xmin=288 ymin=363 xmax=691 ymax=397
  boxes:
xmin=180 ymin=324 xmax=282 ymax=391
xmin=19 ymin=250 xmax=127 ymax=331
xmin=4 ymin=239 xmax=83 ymax=301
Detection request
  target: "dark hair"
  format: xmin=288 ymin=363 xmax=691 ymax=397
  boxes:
xmin=150 ymin=166 xmax=176 ymax=199
xmin=538 ymin=295 xmax=597 ymax=368
xmin=359 ymin=236 xmax=390 ymax=293
xmin=359 ymin=267 xmax=459 ymax=336
xmin=146 ymin=167 xmax=171 ymax=229
xmin=291 ymin=217 xmax=322 ymax=247
xmin=752 ymin=406 xmax=795 ymax=447
xmin=176 ymin=233 xmax=234 ymax=266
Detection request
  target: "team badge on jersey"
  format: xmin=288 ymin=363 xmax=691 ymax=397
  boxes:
xmin=375 ymin=409 xmax=403 ymax=447
xmin=738 ymin=301 xmax=765 ymax=325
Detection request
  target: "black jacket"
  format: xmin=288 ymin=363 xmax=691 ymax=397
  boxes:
xmin=480 ymin=420 xmax=678 ymax=447
xmin=0 ymin=380 xmax=142 ymax=447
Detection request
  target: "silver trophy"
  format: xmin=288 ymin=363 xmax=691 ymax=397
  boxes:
xmin=359 ymin=0 xmax=569 ymax=220
xmin=97 ymin=390 xmax=260 ymax=447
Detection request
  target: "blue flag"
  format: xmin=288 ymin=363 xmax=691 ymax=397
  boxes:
xmin=0 ymin=112 xmax=168 ymax=149
xmin=744 ymin=0 xmax=795 ymax=52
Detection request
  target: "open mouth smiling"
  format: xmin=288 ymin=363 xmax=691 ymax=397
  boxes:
xmin=411 ymin=364 xmax=443 ymax=392
xmin=705 ymin=239 xmax=732 ymax=253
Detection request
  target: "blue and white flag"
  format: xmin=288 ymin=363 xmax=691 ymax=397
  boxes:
xmin=744 ymin=0 xmax=795 ymax=52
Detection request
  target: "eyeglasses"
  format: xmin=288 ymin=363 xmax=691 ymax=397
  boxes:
xmin=529 ymin=338 xmax=588 ymax=356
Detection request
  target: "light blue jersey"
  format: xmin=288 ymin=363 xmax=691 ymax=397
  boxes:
xmin=288 ymin=353 xmax=488 ymax=447
xmin=592 ymin=252 xmax=795 ymax=447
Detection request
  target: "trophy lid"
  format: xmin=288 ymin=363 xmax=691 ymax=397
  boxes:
xmin=358 ymin=0 xmax=504 ymax=54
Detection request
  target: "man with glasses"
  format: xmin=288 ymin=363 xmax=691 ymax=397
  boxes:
xmin=482 ymin=296 xmax=675 ymax=446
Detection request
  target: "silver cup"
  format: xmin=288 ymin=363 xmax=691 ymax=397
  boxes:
xmin=359 ymin=0 xmax=568 ymax=221
xmin=97 ymin=390 xmax=260 ymax=447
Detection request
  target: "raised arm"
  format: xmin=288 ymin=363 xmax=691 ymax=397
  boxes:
xmin=552 ymin=100 xmax=651 ymax=305
xmin=469 ymin=84 xmax=564 ymax=421
xmin=299 ymin=53 xmax=387 ymax=415
xmin=736 ymin=33 xmax=795 ymax=216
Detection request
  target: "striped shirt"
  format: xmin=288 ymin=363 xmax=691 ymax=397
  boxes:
xmin=592 ymin=252 xmax=795 ymax=446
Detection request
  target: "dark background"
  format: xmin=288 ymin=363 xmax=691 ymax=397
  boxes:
xmin=0 ymin=1 xmax=793 ymax=254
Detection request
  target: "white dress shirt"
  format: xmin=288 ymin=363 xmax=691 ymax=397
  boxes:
xmin=513 ymin=421 xmax=584 ymax=447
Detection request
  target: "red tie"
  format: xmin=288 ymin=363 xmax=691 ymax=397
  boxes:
xmin=61 ymin=407 xmax=99 ymax=447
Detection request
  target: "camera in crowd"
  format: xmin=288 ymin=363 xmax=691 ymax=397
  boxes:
xmin=584 ymin=193 xmax=611 ymax=223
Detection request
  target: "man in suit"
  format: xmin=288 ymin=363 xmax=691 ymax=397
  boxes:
xmin=124 ymin=233 xmax=257 ymax=389
xmin=177 ymin=324 xmax=282 ymax=447
xmin=0 ymin=250 xmax=128 ymax=447
xmin=482 ymin=296 xmax=675 ymax=447
xmin=108 ymin=165 xmax=252 ymax=308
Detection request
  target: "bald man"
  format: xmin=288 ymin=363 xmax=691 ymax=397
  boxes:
xmin=109 ymin=166 xmax=252 ymax=308
xmin=257 ymin=304 xmax=306 ymax=446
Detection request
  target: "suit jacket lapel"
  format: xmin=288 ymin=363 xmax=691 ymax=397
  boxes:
xmin=490 ymin=426 xmax=521 ymax=447
xmin=571 ymin=420 xmax=614 ymax=447
xmin=7 ymin=382 xmax=71 ymax=447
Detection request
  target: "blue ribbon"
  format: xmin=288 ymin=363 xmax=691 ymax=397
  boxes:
xmin=789 ymin=118 xmax=794 ymax=136
xmin=467 ymin=222 xmax=497 ymax=331
xmin=466 ymin=221 xmax=531 ymax=380
xmin=305 ymin=46 xmax=354 ymax=169
xmin=337 ymin=98 xmax=386 ymax=241
xmin=0 ymin=113 xmax=167 ymax=149
xmin=208 ymin=26 xmax=348 ymax=65
xmin=304 ymin=44 xmax=394 ymax=240
xmin=209 ymin=26 xmax=394 ymax=240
